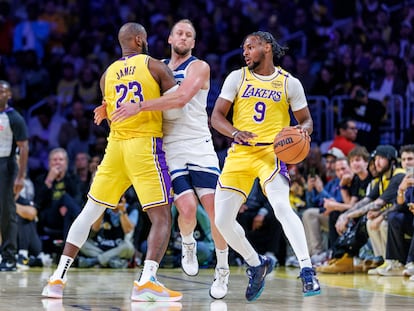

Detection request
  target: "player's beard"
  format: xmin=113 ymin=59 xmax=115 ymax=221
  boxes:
xmin=248 ymin=61 xmax=260 ymax=70
xmin=173 ymin=45 xmax=190 ymax=56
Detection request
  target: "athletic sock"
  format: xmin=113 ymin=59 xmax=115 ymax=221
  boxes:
xmin=51 ymin=255 xmax=74 ymax=282
xmin=215 ymin=247 xmax=229 ymax=269
xmin=138 ymin=260 xmax=159 ymax=285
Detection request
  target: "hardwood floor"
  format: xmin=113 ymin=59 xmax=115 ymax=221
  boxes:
xmin=1 ymin=266 xmax=413 ymax=310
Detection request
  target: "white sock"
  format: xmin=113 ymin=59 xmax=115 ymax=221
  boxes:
xmin=138 ymin=260 xmax=159 ymax=285
xmin=215 ymin=248 xmax=229 ymax=269
xmin=181 ymin=232 xmax=195 ymax=244
xmin=51 ymin=255 xmax=74 ymax=282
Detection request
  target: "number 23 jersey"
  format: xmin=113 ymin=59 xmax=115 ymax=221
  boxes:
xmin=104 ymin=54 xmax=163 ymax=140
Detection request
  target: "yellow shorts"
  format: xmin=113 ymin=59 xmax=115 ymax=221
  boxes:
xmin=218 ymin=144 xmax=289 ymax=199
xmin=88 ymin=137 xmax=172 ymax=210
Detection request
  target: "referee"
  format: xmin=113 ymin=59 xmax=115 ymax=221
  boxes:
xmin=0 ymin=80 xmax=29 ymax=271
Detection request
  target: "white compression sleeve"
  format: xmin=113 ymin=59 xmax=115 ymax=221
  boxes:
xmin=265 ymin=175 xmax=312 ymax=267
xmin=65 ymin=199 xmax=106 ymax=248
xmin=215 ymin=189 xmax=260 ymax=266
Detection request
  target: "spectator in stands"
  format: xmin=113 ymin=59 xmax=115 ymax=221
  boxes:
xmin=301 ymin=146 xmax=326 ymax=183
xmin=323 ymin=145 xmax=404 ymax=274
xmin=322 ymin=147 xmax=346 ymax=182
xmin=295 ymin=56 xmax=316 ymax=94
xmin=373 ymin=144 xmax=414 ymax=277
xmin=369 ymin=56 xmax=405 ymax=102
xmin=78 ymin=192 xmax=138 ymax=269
xmin=73 ymin=152 xmax=92 ymax=203
xmin=28 ymin=102 xmax=65 ymax=173
xmin=66 ymin=116 xmax=96 ymax=169
xmin=302 ymin=156 xmax=351 ymax=265
xmin=342 ymin=81 xmax=386 ymax=152
xmin=12 ymin=1 xmax=50 ymax=62
xmin=329 ymin=118 xmax=358 ymax=156
xmin=72 ymin=65 xmax=100 ymax=108
xmin=56 ymin=62 xmax=78 ymax=115
xmin=58 ymin=100 xmax=87 ymax=149
xmin=34 ymin=148 xmax=82 ymax=240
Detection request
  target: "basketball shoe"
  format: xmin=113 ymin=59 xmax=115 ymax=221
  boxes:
xmin=245 ymin=255 xmax=275 ymax=301
xmin=17 ymin=255 xmax=30 ymax=271
xmin=42 ymin=279 xmax=66 ymax=298
xmin=299 ymin=267 xmax=321 ymax=297
xmin=131 ymin=276 xmax=183 ymax=302
xmin=0 ymin=260 xmax=17 ymax=271
xmin=209 ymin=267 xmax=230 ymax=299
xmin=181 ymin=242 xmax=198 ymax=276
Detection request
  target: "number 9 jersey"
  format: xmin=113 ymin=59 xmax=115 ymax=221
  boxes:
xmin=104 ymin=54 xmax=163 ymax=140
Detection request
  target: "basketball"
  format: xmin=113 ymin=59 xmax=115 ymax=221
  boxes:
xmin=273 ymin=127 xmax=310 ymax=164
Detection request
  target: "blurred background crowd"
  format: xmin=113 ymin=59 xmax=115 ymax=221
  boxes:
xmin=1 ymin=0 xmax=414 ymax=277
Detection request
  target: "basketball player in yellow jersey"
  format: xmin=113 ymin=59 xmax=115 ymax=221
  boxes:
xmin=211 ymin=31 xmax=321 ymax=301
xmin=42 ymin=22 xmax=183 ymax=302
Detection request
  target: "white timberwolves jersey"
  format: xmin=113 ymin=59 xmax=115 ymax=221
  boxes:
xmin=162 ymin=56 xmax=211 ymax=144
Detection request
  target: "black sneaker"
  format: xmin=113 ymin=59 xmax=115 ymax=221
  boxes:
xmin=16 ymin=255 xmax=30 ymax=270
xmin=245 ymin=255 xmax=275 ymax=301
xmin=0 ymin=260 xmax=17 ymax=271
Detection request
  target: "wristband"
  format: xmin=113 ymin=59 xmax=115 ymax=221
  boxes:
xmin=231 ymin=130 xmax=239 ymax=137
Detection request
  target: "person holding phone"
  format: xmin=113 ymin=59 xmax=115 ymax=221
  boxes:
xmin=377 ymin=144 xmax=414 ymax=278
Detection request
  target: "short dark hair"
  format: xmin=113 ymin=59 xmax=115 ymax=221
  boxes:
xmin=245 ymin=31 xmax=288 ymax=59
xmin=400 ymin=144 xmax=414 ymax=155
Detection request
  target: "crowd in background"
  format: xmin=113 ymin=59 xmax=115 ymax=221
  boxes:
xmin=1 ymin=0 xmax=414 ymax=273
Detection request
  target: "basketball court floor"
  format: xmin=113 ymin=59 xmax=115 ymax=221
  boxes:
xmin=1 ymin=265 xmax=413 ymax=310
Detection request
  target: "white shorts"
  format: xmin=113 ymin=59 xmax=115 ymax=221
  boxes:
xmin=163 ymin=137 xmax=220 ymax=195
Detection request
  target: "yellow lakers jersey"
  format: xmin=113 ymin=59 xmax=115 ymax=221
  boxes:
xmin=233 ymin=67 xmax=290 ymax=144
xmin=104 ymin=54 xmax=162 ymax=140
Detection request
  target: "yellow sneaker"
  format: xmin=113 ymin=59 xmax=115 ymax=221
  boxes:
xmin=131 ymin=277 xmax=183 ymax=302
xmin=41 ymin=279 xmax=66 ymax=299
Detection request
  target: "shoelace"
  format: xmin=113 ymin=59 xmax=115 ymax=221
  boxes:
xmin=216 ymin=270 xmax=229 ymax=285
xmin=300 ymin=268 xmax=315 ymax=285
xmin=183 ymin=243 xmax=195 ymax=264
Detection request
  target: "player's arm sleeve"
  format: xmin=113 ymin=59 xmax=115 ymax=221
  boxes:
xmin=217 ymin=69 xmax=243 ymax=102
xmin=287 ymin=75 xmax=308 ymax=112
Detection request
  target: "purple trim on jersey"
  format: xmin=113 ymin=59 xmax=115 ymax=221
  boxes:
xmin=217 ymin=179 xmax=248 ymax=200
xmin=118 ymin=53 xmax=139 ymax=61
xmin=264 ymin=158 xmax=290 ymax=186
xmin=155 ymin=137 xmax=173 ymax=204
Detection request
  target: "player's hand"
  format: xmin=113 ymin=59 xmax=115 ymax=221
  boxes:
xmin=294 ymin=125 xmax=311 ymax=142
xmin=233 ymin=130 xmax=257 ymax=144
xmin=111 ymin=101 xmax=141 ymax=122
xmin=94 ymin=101 xmax=108 ymax=125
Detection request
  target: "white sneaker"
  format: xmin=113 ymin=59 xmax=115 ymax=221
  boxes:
xmin=377 ymin=260 xmax=404 ymax=276
xmin=181 ymin=242 xmax=198 ymax=276
xmin=209 ymin=268 xmax=229 ymax=299
xmin=403 ymin=262 xmax=414 ymax=276
xmin=41 ymin=279 xmax=66 ymax=298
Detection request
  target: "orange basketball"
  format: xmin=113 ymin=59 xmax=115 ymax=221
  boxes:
xmin=273 ymin=127 xmax=310 ymax=164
